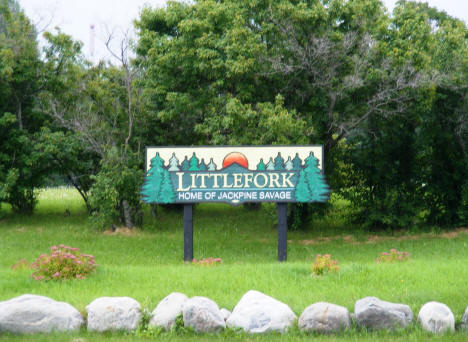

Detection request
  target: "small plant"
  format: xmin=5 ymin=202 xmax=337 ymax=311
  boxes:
xmin=192 ymin=257 xmax=222 ymax=266
xmin=376 ymin=248 xmax=410 ymax=263
xmin=31 ymin=244 xmax=97 ymax=281
xmin=312 ymin=254 xmax=339 ymax=276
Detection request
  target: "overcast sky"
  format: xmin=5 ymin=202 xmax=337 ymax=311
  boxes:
xmin=18 ymin=0 xmax=468 ymax=62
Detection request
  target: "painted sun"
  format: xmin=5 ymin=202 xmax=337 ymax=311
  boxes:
xmin=222 ymin=152 xmax=248 ymax=169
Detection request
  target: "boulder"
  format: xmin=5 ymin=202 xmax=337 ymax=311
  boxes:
xmin=86 ymin=297 xmax=141 ymax=332
xmin=0 ymin=294 xmax=83 ymax=334
xmin=418 ymin=301 xmax=454 ymax=333
xmin=299 ymin=302 xmax=351 ymax=333
xmin=226 ymin=290 xmax=297 ymax=333
xmin=354 ymin=297 xmax=413 ymax=330
xmin=182 ymin=296 xmax=225 ymax=333
xmin=461 ymin=306 xmax=468 ymax=330
xmin=220 ymin=308 xmax=231 ymax=321
xmin=149 ymin=292 xmax=188 ymax=331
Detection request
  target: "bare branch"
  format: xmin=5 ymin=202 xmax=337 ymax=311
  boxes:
xmin=260 ymin=15 xmax=426 ymax=151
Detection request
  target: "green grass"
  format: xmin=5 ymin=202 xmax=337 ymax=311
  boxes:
xmin=1 ymin=188 xmax=468 ymax=341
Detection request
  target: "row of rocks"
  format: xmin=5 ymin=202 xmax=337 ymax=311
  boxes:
xmin=1 ymin=292 xmax=467 ymax=334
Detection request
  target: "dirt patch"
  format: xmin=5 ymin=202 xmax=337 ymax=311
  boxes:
xmin=294 ymin=236 xmax=347 ymax=245
xmin=287 ymin=227 xmax=468 ymax=245
xmin=102 ymin=227 xmax=142 ymax=236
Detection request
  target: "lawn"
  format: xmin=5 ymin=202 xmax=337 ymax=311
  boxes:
xmin=0 ymin=188 xmax=467 ymax=341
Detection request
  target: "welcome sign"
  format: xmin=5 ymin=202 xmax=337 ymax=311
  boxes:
xmin=142 ymin=146 xmax=329 ymax=205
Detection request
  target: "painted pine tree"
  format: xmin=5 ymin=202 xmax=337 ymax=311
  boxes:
xmin=303 ymin=152 xmax=329 ymax=202
xmin=274 ymin=152 xmax=285 ymax=170
xmin=198 ymin=158 xmax=208 ymax=171
xmin=159 ymin=170 xmax=175 ymax=203
xmin=295 ymin=169 xmax=311 ymax=202
xmin=257 ymin=158 xmax=266 ymax=170
xmin=189 ymin=153 xmax=199 ymax=171
xmin=266 ymin=158 xmax=275 ymax=170
xmin=292 ymin=153 xmax=302 ymax=170
xmin=168 ymin=153 xmax=180 ymax=171
xmin=141 ymin=153 xmax=165 ymax=203
xmin=181 ymin=156 xmax=190 ymax=171
xmin=285 ymin=156 xmax=293 ymax=170
xmin=207 ymin=158 xmax=217 ymax=171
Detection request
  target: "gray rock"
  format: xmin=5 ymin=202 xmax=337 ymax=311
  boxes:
xmin=86 ymin=297 xmax=141 ymax=332
xmin=461 ymin=306 xmax=468 ymax=330
xmin=226 ymin=290 xmax=297 ymax=333
xmin=354 ymin=297 xmax=413 ymax=330
xmin=299 ymin=302 xmax=351 ymax=333
xmin=220 ymin=308 xmax=231 ymax=321
xmin=182 ymin=297 xmax=225 ymax=333
xmin=149 ymin=292 xmax=188 ymax=331
xmin=418 ymin=301 xmax=454 ymax=333
xmin=0 ymin=294 xmax=84 ymax=334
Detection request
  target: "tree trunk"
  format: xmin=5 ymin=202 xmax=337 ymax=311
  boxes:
xmin=17 ymin=101 xmax=23 ymax=130
xmin=122 ymin=199 xmax=133 ymax=229
xmin=150 ymin=204 xmax=157 ymax=218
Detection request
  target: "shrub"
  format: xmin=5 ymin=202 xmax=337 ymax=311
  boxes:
xmin=376 ymin=248 xmax=410 ymax=263
xmin=192 ymin=257 xmax=222 ymax=266
xmin=312 ymin=254 xmax=339 ymax=275
xmin=31 ymin=245 xmax=97 ymax=281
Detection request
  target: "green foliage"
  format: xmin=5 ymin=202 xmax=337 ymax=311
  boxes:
xmin=31 ymin=244 xmax=97 ymax=281
xmin=36 ymin=128 xmax=99 ymax=211
xmin=459 ymin=181 xmax=468 ymax=222
xmin=339 ymin=115 xmax=421 ymax=230
xmin=0 ymin=0 xmax=466 ymax=233
xmin=0 ymin=0 xmax=49 ymax=214
xmin=89 ymin=148 xmax=143 ymax=229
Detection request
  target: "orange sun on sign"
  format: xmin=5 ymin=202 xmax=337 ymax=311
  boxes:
xmin=222 ymin=152 xmax=248 ymax=169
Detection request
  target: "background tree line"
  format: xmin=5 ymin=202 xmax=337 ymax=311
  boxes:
xmin=1 ymin=0 xmax=466 ymax=230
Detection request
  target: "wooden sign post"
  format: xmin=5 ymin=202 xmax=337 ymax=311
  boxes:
xmin=142 ymin=146 xmax=329 ymax=262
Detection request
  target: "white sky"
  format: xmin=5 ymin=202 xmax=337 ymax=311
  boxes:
xmin=18 ymin=0 xmax=468 ymax=63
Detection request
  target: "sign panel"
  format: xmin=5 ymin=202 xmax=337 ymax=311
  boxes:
xmin=142 ymin=146 xmax=329 ymax=205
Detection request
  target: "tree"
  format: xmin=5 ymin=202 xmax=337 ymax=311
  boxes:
xmin=41 ymin=30 xmax=148 ymax=228
xmin=274 ymin=153 xmax=285 ymax=171
xmin=256 ymin=159 xmax=266 ymax=171
xmin=292 ymin=154 xmax=302 ymax=170
xmin=135 ymin=0 xmax=466 ymax=230
xmin=168 ymin=153 xmax=180 ymax=171
xmin=304 ymin=153 xmax=329 ymax=202
xmin=159 ymin=171 xmax=175 ymax=204
xmin=140 ymin=153 xmax=165 ymax=203
xmin=266 ymin=158 xmax=275 ymax=171
xmin=285 ymin=157 xmax=293 ymax=170
xmin=136 ymin=1 xmax=308 ymax=147
xmin=295 ymin=170 xmax=311 ymax=202
xmin=36 ymin=128 xmax=99 ymax=212
xmin=207 ymin=158 xmax=217 ymax=171
xmin=0 ymin=0 xmax=48 ymax=213
xmin=189 ymin=153 xmax=199 ymax=171
xmin=338 ymin=0 xmax=468 ymax=229
xmin=198 ymin=158 xmax=207 ymax=171
xmin=181 ymin=156 xmax=190 ymax=171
